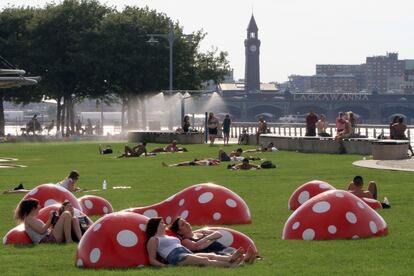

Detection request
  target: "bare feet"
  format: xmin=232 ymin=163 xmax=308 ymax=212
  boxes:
xmin=229 ymin=247 xmax=245 ymax=263
xmin=244 ymin=246 xmax=256 ymax=264
xmin=229 ymin=254 xmax=244 ymax=267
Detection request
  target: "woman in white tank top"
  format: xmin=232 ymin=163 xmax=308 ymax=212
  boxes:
xmin=145 ymin=217 xmax=244 ymax=267
xmin=57 ymin=170 xmax=81 ymax=192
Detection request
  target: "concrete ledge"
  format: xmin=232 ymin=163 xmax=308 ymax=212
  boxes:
xmin=260 ymin=134 xmax=375 ymax=155
xmin=128 ymin=130 xmax=205 ymax=144
xmin=371 ymin=139 xmax=409 ymax=160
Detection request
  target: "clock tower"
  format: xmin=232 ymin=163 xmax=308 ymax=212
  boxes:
xmin=244 ymin=14 xmax=261 ymax=93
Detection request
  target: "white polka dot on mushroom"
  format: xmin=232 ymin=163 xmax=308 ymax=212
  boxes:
xmin=213 ymin=212 xmax=221 ymax=220
xmin=198 ymin=192 xmax=214 ymax=204
xmin=166 ymin=216 xmax=172 ymax=224
xmin=84 ymin=200 xmax=93 ymax=209
xmin=179 ymin=199 xmax=185 ymax=206
xmin=352 ymin=235 xmax=359 ymax=239
xmin=89 ymin=248 xmax=101 ymax=263
xmin=217 ymin=230 xmax=234 ymax=246
xmin=292 ymin=222 xmax=300 ymax=230
xmin=335 ymin=192 xmax=345 ymax=198
xmin=226 ymin=199 xmax=237 ymax=208
xmin=319 ymin=183 xmax=331 ymax=189
xmin=181 ymin=210 xmax=189 ymax=219
xmin=76 ymin=259 xmax=83 ymax=267
xmin=103 ymin=206 xmax=109 ymax=214
xmin=143 ymin=209 xmax=158 ymax=218
xmin=357 ymin=202 xmax=365 ymax=209
xmin=312 ymin=201 xmax=331 ymax=213
xmin=195 ymin=186 xmax=202 ymax=191
xmin=298 ymin=191 xmax=310 ymax=204
xmin=302 ymin=229 xmax=315 ymax=240
xmin=44 ymin=199 xmax=58 ymax=207
xmin=139 ymin=224 xmax=146 ymax=232
xmin=346 ymin=212 xmax=357 ymax=224
xmin=369 ymin=221 xmax=378 ymax=234
xmin=93 ymin=223 xmax=102 ymax=232
xmin=117 ymin=230 xmax=138 ymax=247
xmin=28 ymin=188 xmax=38 ymax=196
xmin=328 ymin=225 xmax=337 ymax=234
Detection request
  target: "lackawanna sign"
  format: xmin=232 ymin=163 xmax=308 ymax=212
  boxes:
xmin=293 ymin=93 xmax=370 ymax=102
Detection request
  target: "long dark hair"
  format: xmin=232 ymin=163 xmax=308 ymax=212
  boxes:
xmin=68 ymin=170 xmax=80 ymax=180
xmin=14 ymin=198 xmax=39 ymax=223
xmin=169 ymin=217 xmax=182 ymax=236
xmin=146 ymin=217 xmax=163 ymax=240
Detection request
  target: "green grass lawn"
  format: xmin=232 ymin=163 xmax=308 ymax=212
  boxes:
xmin=1 ymin=142 xmax=413 ymax=275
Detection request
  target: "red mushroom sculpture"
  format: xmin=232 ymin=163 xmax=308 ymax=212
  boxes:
xmin=206 ymin=227 xmax=258 ymax=254
xmin=123 ymin=183 xmax=251 ymax=225
xmin=361 ymin=197 xmax=383 ymax=209
xmin=76 ymin=212 xmax=149 ymax=269
xmin=20 ymin=183 xmax=81 ymax=211
xmin=288 ymin=180 xmax=335 ymax=210
xmin=78 ymin=195 xmax=114 ymax=216
xmin=282 ymin=190 xmax=388 ymax=240
xmin=3 ymin=224 xmax=32 ymax=245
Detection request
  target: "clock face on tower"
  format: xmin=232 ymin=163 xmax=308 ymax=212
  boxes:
xmin=249 ymin=45 xmax=257 ymax=52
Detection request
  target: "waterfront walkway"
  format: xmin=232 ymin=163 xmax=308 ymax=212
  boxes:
xmin=353 ymin=157 xmax=414 ymax=172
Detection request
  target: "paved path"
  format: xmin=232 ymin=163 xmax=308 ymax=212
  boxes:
xmin=353 ymin=157 xmax=414 ymax=172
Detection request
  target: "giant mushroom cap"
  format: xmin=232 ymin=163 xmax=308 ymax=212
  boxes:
xmin=78 ymin=195 xmax=113 ymax=216
xmin=21 ymin=183 xmax=82 ymax=211
xmin=76 ymin=212 xmax=149 ymax=269
xmin=288 ymin=180 xmax=335 ymax=210
xmin=3 ymin=224 xmax=32 ymax=245
xmin=282 ymin=190 xmax=388 ymax=240
xmin=206 ymin=227 xmax=258 ymax=254
xmin=123 ymin=183 xmax=251 ymax=225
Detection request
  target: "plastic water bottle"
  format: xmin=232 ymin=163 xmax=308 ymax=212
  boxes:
xmin=102 ymin=179 xmax=107 ymax=190
xmin=383 ymin=197 xmax=389 ymax=205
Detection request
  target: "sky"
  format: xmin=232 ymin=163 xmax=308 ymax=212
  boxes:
xmin=1 ymin=0 xmax=414 ymax=83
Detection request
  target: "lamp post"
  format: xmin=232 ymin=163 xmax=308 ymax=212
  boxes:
xmin=147 ymin=22 xmax=193 ymax=92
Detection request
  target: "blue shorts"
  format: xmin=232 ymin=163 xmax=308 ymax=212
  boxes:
xmin=166 ymin=247 xmax=192 ymax=265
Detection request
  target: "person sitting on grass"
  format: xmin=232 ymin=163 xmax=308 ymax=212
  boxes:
xmin=146 ymin=217 xmax=244 ymax=267
xmin=347 ymin=175 xmax=390 ymax=208
xmin=227 ymin=158 xmax=261 ymax=170
xmin=169 ymin=217 xmax=257 ymax=264
xmin=57 ymin=170 xmax=82 ymax=192
xmin=150 ymin=140 xmax=188 ymax=154
xmin=15 ymin=198 xmax=82 ymax=244
xmin=118 ymin=142 xmax=149 ymax=158
xmin=162 ymin=158 xmax=221 ymax=167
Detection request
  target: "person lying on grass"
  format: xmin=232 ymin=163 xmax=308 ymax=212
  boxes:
xmin=117 ymin=142 xmax=149 ymax=158
xmin=15 ymin=198 xmax=82 ymax=244
xmin=162 ymin=158 xmax=220 ymax=167
xmin=227 ymin=158 xmax=261 ymax=170
xmin=146 ymin=217 xmax=244 ymax=267
xmin=169 ymin=217 xmax=257 ymax=264
xmin=243 ymin=142 xmax=277 ymax=153
xmin=150 ymin=140 xmax=188 ymax=154
xmin=3 ymin=170 xmax=83 ymax=194
xmin=218 ymin=148 xmax=262 ymax=162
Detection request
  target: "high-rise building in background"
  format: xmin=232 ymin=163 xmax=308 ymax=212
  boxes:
xmin=289 ymin=52 xmax=412 ymax=94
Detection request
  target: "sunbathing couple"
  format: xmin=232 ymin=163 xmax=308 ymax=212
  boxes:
xmin=118 ymin=140 xmax=187 ymax=158
xmin=147 ymin=216 xmax=257 ymax=268
xmin=218 ymin=148 xmax=261 ymax=162
xmin=347 ymin=175 xmax=390 ymax=208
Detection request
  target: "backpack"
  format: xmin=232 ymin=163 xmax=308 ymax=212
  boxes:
xmin=260 ymin=160 xmax=276 ymax=169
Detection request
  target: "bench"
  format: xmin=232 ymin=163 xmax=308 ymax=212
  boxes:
xmin=128 ymin=130 xmax=205 ymax=144
xmin=260 ymin=134 xmax=375 ymax=155
xmin=371 ymin=140 xmax=409 ymax=160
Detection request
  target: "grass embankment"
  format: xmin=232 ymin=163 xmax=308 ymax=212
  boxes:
xmin=0 ymin=142 xmax=413 ymax=275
